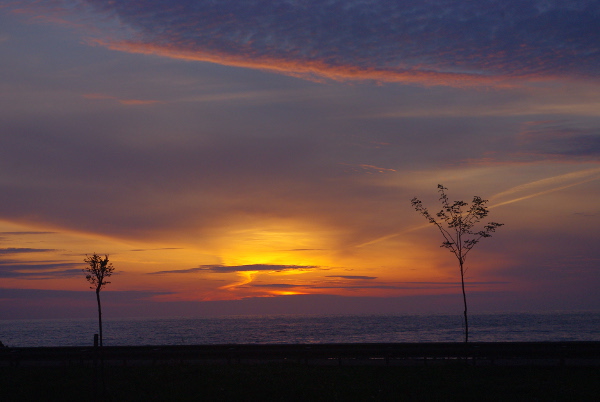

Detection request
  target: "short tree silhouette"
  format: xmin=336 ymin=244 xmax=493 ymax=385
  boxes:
xmin=83 ymin=253 xmax=114 ymax=347
xmin=411 ymin=185 xmax=503 ymax=343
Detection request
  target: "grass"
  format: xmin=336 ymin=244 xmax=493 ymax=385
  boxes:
xmin=2 ymin=363 xmax=600 ymax=401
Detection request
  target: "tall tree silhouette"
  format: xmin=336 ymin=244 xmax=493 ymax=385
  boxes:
xmin=83 ymin=253 xmax=114 ymax=347
xmin=411 ymin=185 xmax=503 ymax=343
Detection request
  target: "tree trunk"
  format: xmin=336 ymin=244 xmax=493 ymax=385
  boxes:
xmin=95 ymin=288 xmax=106 ymax=395
xmin=460 ymin=259 xmax=469 ymax=344
xmin=96 ymin=288 xmax=102 ymax=347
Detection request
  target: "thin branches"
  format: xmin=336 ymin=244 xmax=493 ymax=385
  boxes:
xmin=83 ymin=253 xmax=114 ymax=347
xmin=411 ymin=184 xmax=503 ymax=343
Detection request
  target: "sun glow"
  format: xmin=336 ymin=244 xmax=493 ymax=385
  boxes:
xmin=270 ymin=290 xmax=308 ymax=296
xmin=219 ymin=271 xmax=259 ymax=290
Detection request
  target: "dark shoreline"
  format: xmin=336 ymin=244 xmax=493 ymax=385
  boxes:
xmin=3 ymin=341 xmax=600 ymax=367
xmin=2 ymin=360 xmax=600 ymax=401
xmin=3 ymin=343 xmax=600 ymax=400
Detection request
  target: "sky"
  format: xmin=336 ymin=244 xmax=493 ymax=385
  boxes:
xmin=1 ymin=0 xmax=599 ymax=320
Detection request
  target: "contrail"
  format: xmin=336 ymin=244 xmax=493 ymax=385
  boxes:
xmin=489 ymin=178 xmax=600 ymax=209
xmin=489 ymin=167 xmax=600 ymax=208
xmin=354 ymin=224 xmax=430 ymax=248
xmin=356 ymin=167 xmax=600 ymax=248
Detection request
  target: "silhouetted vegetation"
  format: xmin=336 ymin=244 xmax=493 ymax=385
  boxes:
xmin=411 ymin=185 xmax=503 ymax=343
xmin=83 ymin=253 xmax=115 ymax=347
xmin=83 ymin=253 xmax=115 ymax=397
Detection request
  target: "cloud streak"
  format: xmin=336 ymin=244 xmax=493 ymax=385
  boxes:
xmin=11 ymin=0 xmax=600 ymax=86
xmin=149 ymin=264 xmax=319 ymax=275
xmin=490 ymin=166 xmax=600 ymax=208
xmin=325 ymin=275 xmax=377 ymax=280
xmin=0 ymin=248 xmax=57 ymax=255
xmin=0 ymin=262 xmax=81 ymax=279
xmin=82 ymin=93 xmax=163 ymax=106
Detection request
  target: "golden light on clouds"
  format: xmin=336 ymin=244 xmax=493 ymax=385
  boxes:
xmin=2 ymin=0 xmax=600 ymax=317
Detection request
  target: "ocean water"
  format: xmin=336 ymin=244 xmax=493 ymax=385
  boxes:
xmin=1 ymin=312 xmax=599 ymax=347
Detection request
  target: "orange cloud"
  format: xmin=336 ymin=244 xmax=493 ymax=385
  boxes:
xmin=95 ymin=40 xmax=520 ymax=88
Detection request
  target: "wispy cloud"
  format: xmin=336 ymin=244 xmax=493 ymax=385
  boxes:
xmin=247 ymin=280 xmax=509 ymax=291
xmin=325 ymin=275 xmax=377 ymax=280
xmin=0 ymin=262 xmax=81 ymax=279
xmin=11 ymin=0 xmax=600 ymax=86
xmin=249 ymin=283 xmax=302 ymax=289
xmin=516 ymin=122 xmax=600 ymax=158
xmin=82 ymin=93 xmax=162 ymax=105
xmin=0 ymin=232 xmax=56 ymax=235
xmin=358 ymin=163 xmax=600 ymax=248
xmin=490 ymin=166 xmax=600 ymax=207
xmin=0 ymin=248 xmax=56 ymax=255
xmin=149 ymin=264 xmax=319 ymax=275
xmin=311 ymin=281 xmax=509 ymax=290
xmin=340 ymin=163 xmax=397 ymax=174
xmin=147 ymin=267 xmax=206 ymax=275
xmin=0 ymin=288 xmax=171 ymax=300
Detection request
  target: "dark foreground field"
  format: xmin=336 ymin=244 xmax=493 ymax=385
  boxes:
xmin=2 ymin=363 xmax=600 ymax=401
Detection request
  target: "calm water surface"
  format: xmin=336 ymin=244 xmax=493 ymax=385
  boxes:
xmin=1 ymin=312 xmax=598 ymax=347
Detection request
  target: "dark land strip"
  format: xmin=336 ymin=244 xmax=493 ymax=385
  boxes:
xmin=2 ymin=343 xmax=600 ymax=400
xmin=2 ymin=342 xmax=600 ymax=367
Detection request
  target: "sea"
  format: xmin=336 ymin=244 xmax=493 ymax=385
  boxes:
xmin=1 ymin=312 xmax=599 ymax=348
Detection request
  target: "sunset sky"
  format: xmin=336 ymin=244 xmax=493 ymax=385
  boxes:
xmin=1 ymin=0 xmax=599 ymax=319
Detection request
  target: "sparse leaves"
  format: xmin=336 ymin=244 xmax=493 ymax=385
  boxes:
xmin=83 ymin=253 xmax=115 ymax=349
xmin=412 ymin=185 xmax=503 ymax=262
xmin=411 ymin=184 xmax=504 ymax=343
xmin=83 ymin=253 xmax=114 ymax=292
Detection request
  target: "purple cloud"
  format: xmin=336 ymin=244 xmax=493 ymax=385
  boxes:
xmin=73 ymin=0 xmax=600 ymax=85
xmin=517 ymin=122 xmax=600 ymax=157
xmin=250 ymin=283 xmax=302 ymax=289
xmin=149 ymin=264 xmax=319 ymax=275
xmin=0 ymin=248 xmax=57 ymax=255
xmin=0 ymin=262 xmax=81 ymax=279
